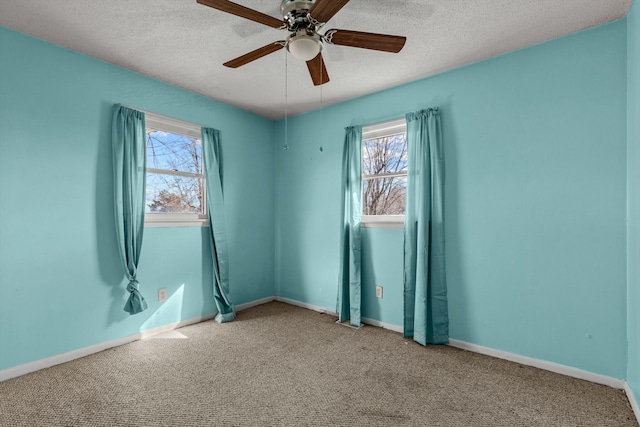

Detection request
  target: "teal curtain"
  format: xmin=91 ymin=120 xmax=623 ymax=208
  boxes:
xmin=202 ymin=127 xmax=235 ymax=323
xmin=337 ymin=126 xmax=363 ymax=327
xmin=403 ymin=108 xmax=448 ymax=345
xmin=112 ymin=104 xmax=148 ymax=315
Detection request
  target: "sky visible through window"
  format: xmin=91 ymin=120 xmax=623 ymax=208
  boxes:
xmin=146 ymin=130 xmax=202 ymax=173
xmin=362 ymin=133 xmax=408 ymax=216
xmin=145 ymin=129 xmax=205 ymax=214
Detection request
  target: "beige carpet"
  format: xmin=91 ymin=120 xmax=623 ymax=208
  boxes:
xmin=0 ymin=302 xmax=637 ymax=426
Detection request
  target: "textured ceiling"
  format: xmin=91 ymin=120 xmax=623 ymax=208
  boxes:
xmin=0 ymin=0 xmax=632 ymax=120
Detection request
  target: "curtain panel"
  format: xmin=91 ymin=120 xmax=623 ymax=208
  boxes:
xmin=111 ymin=104 xmax=148 ymax=315
xmin=201 ymin=127 xmax=235 ymax=323
xmin=403 ymin=108 xmax=449 ymax=345
xmin=338 ymin=125 xmax=363 ymax=327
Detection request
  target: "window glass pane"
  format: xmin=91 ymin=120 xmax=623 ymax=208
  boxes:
xmin=146 ymin=129 xmax=202 ymax=174
xmin=363 ymin=176 xmax=407 ymax=215
xmin=362 ymin=133 xmax=408 ymax=176
xmin=146 ymin=172 xmax=204 ymax=214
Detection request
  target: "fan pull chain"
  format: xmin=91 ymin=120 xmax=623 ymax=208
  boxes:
xmin=284 ymin=49 xmax=289 ymax=151
xmin=319 ymin=59 xmax=324 ymax=152
xmin=320 ymin=66 xmax=323 ymax=107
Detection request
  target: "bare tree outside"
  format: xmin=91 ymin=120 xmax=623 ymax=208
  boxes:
xmin=362 ymin=133 xmax=408 ymax=215
xmin=145 ymin=129 xmax=205 ymax=214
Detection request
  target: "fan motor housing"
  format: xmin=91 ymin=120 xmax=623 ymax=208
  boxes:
xmin=281 ymin=0 xmax=316 ymax=30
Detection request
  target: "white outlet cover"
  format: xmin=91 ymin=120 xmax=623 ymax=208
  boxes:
xmin=158 ymin=288 xmax=167 ymax=303
xmin=376 ymin=286 xmax=383 ymax=299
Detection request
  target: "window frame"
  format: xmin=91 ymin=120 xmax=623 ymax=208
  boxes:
xmin=361 ymin=118 xmax=408 ymax=229
xmin=144 ymin=111 xmax=208 ymax=228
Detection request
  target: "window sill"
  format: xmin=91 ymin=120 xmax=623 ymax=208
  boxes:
xmin=145 ymin=214 xmax=208 ymax=228
xmin=361 ymin=216 xmax=404 ymax=229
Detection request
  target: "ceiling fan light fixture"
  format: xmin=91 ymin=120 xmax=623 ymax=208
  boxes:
xmin=287 ymin=34 xmax=322 ymax=61
xmin=200 ymin=0 xmax=406 ymax=85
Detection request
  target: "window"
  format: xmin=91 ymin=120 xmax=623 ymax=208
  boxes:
xmin=362 ymin=118 xmax=407 ymax=228
xmin=144 ymin=112 xmax=207 ymax=227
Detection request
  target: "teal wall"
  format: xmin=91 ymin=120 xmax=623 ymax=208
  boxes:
xmin=628 ymin=0 xmax=640 ymax=406
xmin=0 ymin=27 xmax=275 ymax=371
xmin=275 ymin=21 xmax=628 ymax=378
xmin=0 ymin=16 xmax=634 ymax=386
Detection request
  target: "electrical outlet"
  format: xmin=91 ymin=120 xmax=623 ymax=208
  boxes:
xmin=158 ymin=288 xmax=167 ymax=303
xmin=376 ymin=285 xmax=383 ymax=299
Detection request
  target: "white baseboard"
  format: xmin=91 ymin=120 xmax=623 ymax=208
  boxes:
xmin=275 ymin=296 xmax=337 ymax=315
xmin=139 ymin=312 xmax=217 ymax=339
xmin=236 ymin=296 xmax=276 ymax=311
xmin=2 ymin=293 xmax=634 ymax=424
xmin=277 ymin=294 xmax=638 ymax=425
xmin=624 ymin=382 xmax=640 ymax=424
xmin=361 ymin=316 xmax=404 ymax=333
xmin=448 ymin=339 xmax=625 ymax=389
xmin=0 ymin=296 xmax=276 ymax=382
xmin=0 ymin=311 xmax=215 ymax=382
xmin=275 ymin=296 xmax=405 ymax=333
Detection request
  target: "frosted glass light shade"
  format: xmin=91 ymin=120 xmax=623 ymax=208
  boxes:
xmin=287 ymin=35 xmax=322 ymax=61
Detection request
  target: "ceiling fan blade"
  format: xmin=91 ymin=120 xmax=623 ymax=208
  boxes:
xmin=306 ymin=53 xmax=330 ymax=86
xmin=325 ymin=29 xmax=406 ymax=53
xmin=308 ymin=0 xmax=350 ymax=24
xmin=224 ymin=42 xmax=284 ymax=68
xmin=197 ymin=0 xmax=283 ymax=28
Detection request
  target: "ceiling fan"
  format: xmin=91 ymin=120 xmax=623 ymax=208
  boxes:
xmin=197 ymin=0 xmax=407 ymax=86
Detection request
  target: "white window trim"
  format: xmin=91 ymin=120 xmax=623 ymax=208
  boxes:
xmin=145 ymin=213 xmax=208 ymax=228
xmin=362 ymin=118 xmax=406 ymax=140
xmin=145 ymin=112 xmax=202 ymax=139
xmin=143 ymin=110 xmax=208 ymax=228
xmin=361 ymin=118 xmax=407 ymax=229
xmin=361 ymin=215 xmax=404 ymax=229
xmin=363 ymin=170 xmax=407 ymax=181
